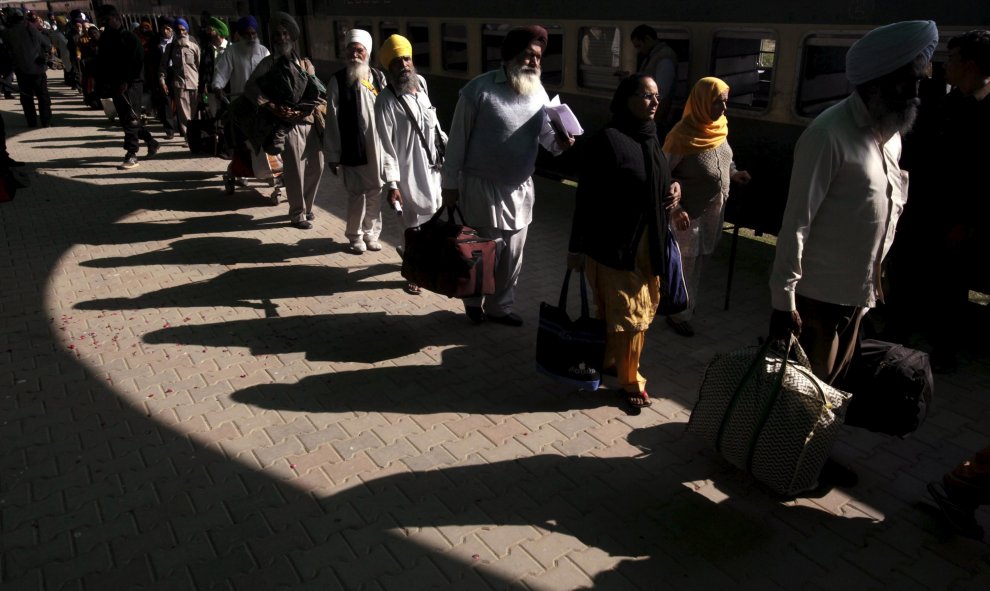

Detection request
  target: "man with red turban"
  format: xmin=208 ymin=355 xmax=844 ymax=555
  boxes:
xmin=442 ymin=26 xmax=573 ymax=326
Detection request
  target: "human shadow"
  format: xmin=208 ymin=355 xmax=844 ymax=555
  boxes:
xmin=75 ymin=212 xmax=286 ymax=245
xmin=229 ymin=344 xmax=627 ymax=415
xmin=80 ymin=237 xmax=340 ymax=267
xmin=76 ymin=264 xmax=399 ymax=313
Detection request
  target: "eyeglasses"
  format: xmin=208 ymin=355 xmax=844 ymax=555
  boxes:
xmin=638 ymin=93 xmax=661 ymax=101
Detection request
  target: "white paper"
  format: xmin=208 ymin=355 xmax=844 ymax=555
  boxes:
xmin=546 ymin=95 xmax=584 ymax=136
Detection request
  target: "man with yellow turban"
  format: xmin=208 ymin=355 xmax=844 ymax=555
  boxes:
xmin=375 ymin=34 xmax=447 ymax=295
xmin=325 ymin=28 xmax=387 ymax=252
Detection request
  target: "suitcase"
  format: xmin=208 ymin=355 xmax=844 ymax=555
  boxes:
xmin=838 ymin=339 xmax=933 ymax=438
xmin=688 ymin=337 xmax=852 ymax=496
xmin=401 ymin=205 xmax=497 ymax=299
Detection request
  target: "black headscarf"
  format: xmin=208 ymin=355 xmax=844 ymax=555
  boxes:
xmin=609 ymin=73 xmax=659 ymax=142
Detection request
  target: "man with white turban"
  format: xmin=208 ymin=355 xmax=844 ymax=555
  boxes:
xmin=374 ymin=34 xmax=447 ymax=295
xmin=243 ymin=11 xmax=325 ymax=229
xmin=769 ymin=20 xmax=938 ymax=385
xmin=325 ymin=28 xmax=387 ymax=253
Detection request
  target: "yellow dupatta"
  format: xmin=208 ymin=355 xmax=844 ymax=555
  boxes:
xmin=662 ymin=77 xmax=730 ymax=156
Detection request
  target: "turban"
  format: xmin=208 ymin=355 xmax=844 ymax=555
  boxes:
xmin=236 ymin=16 xmax=258 ymax=34
xmin=846 ymin=20 xmax=938 ymax=86
xmin=271 ymin=11 xmax=300 ymax=41
xmin=208 ymin=17 xmax=229 ymax=38
xmin=175 ymin=18 xmax=189 ymax=31
xmin=501 ymin=26 xmax=548 ymax=62
xmin=345 ymin=29 xmax=372 ymax=53
xmin=158 ymin=16 xmax=174 ymax=30
xmin=379 ymin=34 xmax=413 ymax=68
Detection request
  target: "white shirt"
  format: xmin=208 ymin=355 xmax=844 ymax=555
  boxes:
xmin=376 ymin=76 xmax=448 ymax=228
xmin=770 ymin=92 xmax=909 ymax=311
xmin=324 ymin=68 xmax=385 ymax=194
xmin=212 ymin=40 xmax=269 ymax=95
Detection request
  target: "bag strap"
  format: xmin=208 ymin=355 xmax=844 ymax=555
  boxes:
xmin=388 ymin=85 xmax=437 ymax=166
xmin=557 ymin=270 xmax=592 ymax=320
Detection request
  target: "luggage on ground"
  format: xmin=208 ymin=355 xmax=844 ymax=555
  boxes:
xmin=187 ymin=116 xmax=224 ymax=157
xmin=838 ymin=339 xmax=933 ymax=438
xmin=536 ymin=270 xmax=606 ymax=390
xmin=401 ymin=205 xmax=497 ymax=299
xmin=688 ymin=337 xmax=852 ymax=496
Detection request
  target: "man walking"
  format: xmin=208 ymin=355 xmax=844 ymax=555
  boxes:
xmin=631 ymin=25 xmax=678 ymax=131
xmin=159 ymin=18 xmax=200 ymax=140
xmin=325 ymin=29 xmax=386 ymax=253
xmin=375 ymin=34 xmax=447 ymax=295
xmin=198 ymin=17 xmax=229 ymax=118
xmin=769 ymin=21 xmax=939 ymax=383
xmin=1 ymin=8 xmax=52 ymax=127
xmin=211 ymin=16 xmax=268 ymax=100
xmin=243 ymin=12 xmax=325 ymax=230
xmin=441 ymin=26 xmax=573 ymax=326
xmin=95 ymin=4 xmax=158 ymax=170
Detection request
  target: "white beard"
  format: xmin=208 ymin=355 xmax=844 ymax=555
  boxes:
xmin=347 ymin=62 xmax=370 ymax=85
xmin=506 ymin=61 xmax=543 ymax=97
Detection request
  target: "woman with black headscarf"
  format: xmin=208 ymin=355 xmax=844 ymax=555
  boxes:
xmin=568 ymin=74 xmax=680 ymax=409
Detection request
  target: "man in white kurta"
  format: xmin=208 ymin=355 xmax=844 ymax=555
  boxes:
xmin=375 ymin=35 xmax=447 ymax=295
xmin=325 ymin=29 xmax=386 ymax=254
xmin=211 ymin=16 xmax=268 ymax=99
xmin=441 ymin=26 xmax=572 ymax=326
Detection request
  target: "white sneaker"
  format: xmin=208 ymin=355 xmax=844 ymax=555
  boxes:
xmin=348 ymin=241 xmax=366 ymax=254
xmin=365 ymin=240 xmax=382 ymax=252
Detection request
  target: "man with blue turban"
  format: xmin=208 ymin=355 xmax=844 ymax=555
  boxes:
xmin=770 ymin=21 xmax=938 ymax=383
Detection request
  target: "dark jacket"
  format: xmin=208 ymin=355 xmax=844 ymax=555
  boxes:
xmin=96 ymin=25 xmax=144 ymax=90
xmin=569 ymin=126 xmax=672 ymax=273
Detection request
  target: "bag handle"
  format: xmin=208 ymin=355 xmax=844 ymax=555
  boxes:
xmin=557 ymin=269 xmax=592 ymax=320
xmin=421 ymin=204 xmax=467 ymax=228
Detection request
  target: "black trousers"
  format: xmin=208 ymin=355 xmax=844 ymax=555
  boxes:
xmin=113 ymin=82 xmax=153 ymax=155
xmin=15 ymin=71 xmax=51 ymax=126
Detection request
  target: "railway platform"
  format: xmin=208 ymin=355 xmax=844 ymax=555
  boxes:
xmin=2 ymin=84 xmax=989 ymax=590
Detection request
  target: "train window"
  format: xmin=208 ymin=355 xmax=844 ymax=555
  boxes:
xmin=796 ymin=36 xmax=856 ymax=118
xmin=334 ymin=21 xmax=350 ymax=59
xmin=481 ymin=24 xmax=563 ymax=86
xmin=712 ymin=32 xmax=776 ymax=111
xmin=380 ymin=21 xmax=399 ymax=42
xmin=442 ymin=23 xmax=468 ymax=72
xmin=578 ymin=26 xmax=621 ymax=90
xmin=409 ymin=23 xmax=431 ymax=69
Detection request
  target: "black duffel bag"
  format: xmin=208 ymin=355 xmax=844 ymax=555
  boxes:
xmin=839 ymin=339 xmax=934 ymax=438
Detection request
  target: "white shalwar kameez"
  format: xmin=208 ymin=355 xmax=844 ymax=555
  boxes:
xmin=375 ymin=76 xmax=447 ymax=230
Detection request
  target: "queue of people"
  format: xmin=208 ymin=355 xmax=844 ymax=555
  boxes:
xmin=1 ymin=5 xmax=986 ymax=539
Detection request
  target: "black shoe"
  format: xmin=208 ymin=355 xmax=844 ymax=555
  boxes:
xmin=291 ymin=220 xmax=313 ymax=230
xmin=305 ymin=212 xmax=315 ymax=221
xmin=666 ymin=316 xmax=695 ymax=337
xmin=488 ymin=312 xmax=523 ymax=327
xmin=465 ymin=305 xmax=486 ymax=324
xmin=164 ymin=131 xmax=175 ymax=140
xmin=118 ymin=154 xmax=139 ymax=170
xmin=1 ymin=157 xmax=24 ymax=167
xmin=146 ymin=139 xmax=160 ymax=158
xmin=3 ymin=93 xmax=12 ymax=99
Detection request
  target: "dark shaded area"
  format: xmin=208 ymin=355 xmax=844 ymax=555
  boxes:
xmin=80 ymin=237 xmax=341 ymax=267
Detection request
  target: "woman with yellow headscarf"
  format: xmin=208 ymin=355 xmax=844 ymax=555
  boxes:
xmin=662 ymin=77 xmax=751 ymax=337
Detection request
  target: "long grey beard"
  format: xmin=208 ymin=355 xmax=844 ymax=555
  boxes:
xmin=391 ymin=67 xmax=420 ymax=95
xmin=506 ymin=62 xmax=542 ymax=96
xmin=347 ymin=62 xmax=370 ymax=85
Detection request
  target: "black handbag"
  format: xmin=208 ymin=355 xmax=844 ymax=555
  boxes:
xmin=536 ymin=270 xmax=606 ymax=390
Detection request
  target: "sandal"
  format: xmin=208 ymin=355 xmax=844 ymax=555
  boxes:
xmin=624 ymin=390 xmax=652 ymax=408
xmin=666 ymin=316 xmax=695 ymax=337
xmin=404 ymin=282 xmax=422 ymax=296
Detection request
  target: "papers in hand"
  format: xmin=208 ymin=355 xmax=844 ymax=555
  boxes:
xmin=547 ymin=95 xmax=584 ymax=136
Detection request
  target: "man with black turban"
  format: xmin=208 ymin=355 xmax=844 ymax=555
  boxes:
xmin=770 ymin=20 xmax=939 ymax=382
xmin=442 ymin=26 xmax=574 ymax=326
